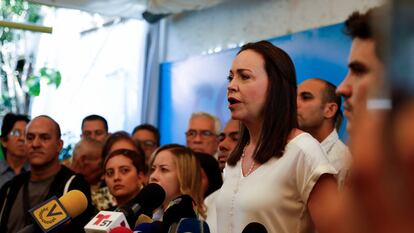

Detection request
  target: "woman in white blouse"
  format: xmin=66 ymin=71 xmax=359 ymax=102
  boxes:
xmin=215 ymin=41 xmax=345 ymax=233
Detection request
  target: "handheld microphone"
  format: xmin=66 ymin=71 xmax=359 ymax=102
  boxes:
xmin=134 ymin=214 xmax=153 ymax=227
xmin=85 ymin=183 xmax=165 ymax=233
xmin=162 ymin=195 xmax=197 ymax=231
xmin=168 ymin=218 xmax=210 ymax=233
xmin=241 ymin=222 xmax=268 ymax=233
xmin=117 ymin=183 xmax=165 ymax=226
xmin=109 ymin=226 xmax=133 ymax=233
xmin=133 ymin=221 xmax=163 ymax=233
xmin=18 ymin=190 xmax=88 ymax=233
xmin=84 ymin=211 xmax=130 ymax=233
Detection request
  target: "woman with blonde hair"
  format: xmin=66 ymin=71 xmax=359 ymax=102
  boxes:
xmin=149 ymin=144 xmax=205 ymax=219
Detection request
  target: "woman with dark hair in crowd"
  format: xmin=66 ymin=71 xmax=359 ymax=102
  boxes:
xmin=214 ymin=41 xmax=343 ymax=233
xmin=104 ymin=148 xmax=146 ymax=207
xmin=102 ymin=131 xmax=146 ymax=207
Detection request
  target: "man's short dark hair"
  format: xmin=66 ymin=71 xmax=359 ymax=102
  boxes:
xmin=81 ymin=114 xmax=108 ymax=132
xmin=345 ymin=6 xmax=385 ymax=60
xmin=0 ymin=113 xmax=30 ymax=155
xmin=345 ymin=10 xmax=375 ymax=40
xmin=317 ymin=79 xmax=343 ymax=131
xmin=132 ymin=124 xmax=160 ymax=147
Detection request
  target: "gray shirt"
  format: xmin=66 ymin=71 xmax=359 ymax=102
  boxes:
xmin=7 ymin=175 xmax=55 ymax=233
xmin=0 ymin=159 xmax=30 ymax=190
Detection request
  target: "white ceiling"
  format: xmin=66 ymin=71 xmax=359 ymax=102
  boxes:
xmin=28 ymin=0 xmax=227 ymax=19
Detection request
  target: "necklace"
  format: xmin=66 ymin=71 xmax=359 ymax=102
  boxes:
xmin=241 ymin=143 xmax=255 ymax=176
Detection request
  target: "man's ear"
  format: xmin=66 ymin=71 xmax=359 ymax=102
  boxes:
xmin=57 ymin=139 xmax=64 ymax=153
xmin=323 ymin=103 xmax=338 ymax=119
xmin=1 ymin=138 xmax=7 ymax=149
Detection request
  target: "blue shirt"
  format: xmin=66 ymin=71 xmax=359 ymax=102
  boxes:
xmin=0 ymin=159 xmax=30 ymax=190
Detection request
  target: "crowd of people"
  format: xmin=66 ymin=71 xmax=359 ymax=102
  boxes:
xmin=0 ymin=3 xmax=411 ymax=233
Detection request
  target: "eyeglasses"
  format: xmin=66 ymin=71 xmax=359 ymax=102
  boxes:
xmin=218 ymin=132 xmax=240 ymax=142
xmin=9 ymin=129 xmax=24 ymax=137
xmin=135 ymin=140 xmax=157 ymax=148
xmin=185 ymin=130 xmax=217 ymax=139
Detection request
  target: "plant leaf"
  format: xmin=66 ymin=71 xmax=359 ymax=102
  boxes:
xmin=26 ymin=75 xmax=41 ymax=96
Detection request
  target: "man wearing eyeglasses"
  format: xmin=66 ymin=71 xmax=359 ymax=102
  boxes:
xmin=217 ymin=119 xmax=240 ymax=171
xmin=186 ymin=112 xmax=221 ymax=157
xmin=0 ymin=113 xmax=30 ymax=190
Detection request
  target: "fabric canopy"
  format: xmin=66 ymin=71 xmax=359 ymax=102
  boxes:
xmin=28 ymin=0 xmax=227 ymax=19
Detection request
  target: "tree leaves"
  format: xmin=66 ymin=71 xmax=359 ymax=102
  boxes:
xmin=26 ymin=67 xmax=62 ymax=96
xmin=40 ymin=67 xmax=61 ymax=88
xmin=26 ymin=75 xmax=41 ymax=96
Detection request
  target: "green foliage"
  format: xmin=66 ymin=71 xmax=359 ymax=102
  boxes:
xmin=27 ymin=4 xmax=41 ymax=23
xmin=26 ymin=67 xmax=62 ymax=96
xmin=26 ymin=75 xmax=41 ymax=96
xmin=0 ymin=94 xmax=12 ymax=109
xmin=40 ymin=67 xmax=61 ymax=88
xmin=1 ymin=1 xmax=42 ymax=43
xmin=0 ymin=0 xmax=62 ymax=116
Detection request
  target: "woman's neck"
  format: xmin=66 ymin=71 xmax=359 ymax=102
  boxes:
xmin=116 ymin=197 xmax=130 ymax=207
xmin=116 ymin=190 xmax=140 ymax=207
xmin=244 ymin=120 xmax=262 ymax=147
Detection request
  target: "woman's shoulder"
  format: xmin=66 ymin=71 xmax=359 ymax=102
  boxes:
xmin=285 ymin=132 xmax=326 ymax=159
xmin=287 ymin=131 xmax=319 ymax=147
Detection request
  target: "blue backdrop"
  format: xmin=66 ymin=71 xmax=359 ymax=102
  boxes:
xmin=158 ymin=23 xmax=351 ymax=145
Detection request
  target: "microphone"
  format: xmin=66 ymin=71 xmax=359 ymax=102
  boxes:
xmin=162 ymin=195 xmax=197 ymax=231
xmin=84 ymin=210 xmax=130 ymax=233
xmin=168 ymin=218 xmax=210 ymax=233
xmin=109 ymin=226 xmax=134 ymax=233
xmin=134 ymin=214 xmax=153 ymax=227
xmin=241 ymin=222 xmax=268 ymax=233
xmin=18 ymin=190 xmax=88 ymax=233
xmin=117 ymin=183 xmax=165 ymax=226
xmin=85 ymin=183 xmax=165 ymax=233
xmin=133 ymin=221 xmax=163 ymax=233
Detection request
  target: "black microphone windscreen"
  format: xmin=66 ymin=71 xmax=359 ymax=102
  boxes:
xmin=172 ymin=218 xmax=210 ymax=233
xmin=162 ymin=195 xmax=197 ymax=230
xmin=242 ymin=222 xmax=268 ymax=233
xmin=116 ymin=183 xmax=165 ymax=227
xmin=133 ymin=221 xmax=163 ymax=233
xmin=135 ymin=183 xmax=166 ymax=213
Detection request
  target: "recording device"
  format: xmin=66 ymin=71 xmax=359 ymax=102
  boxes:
xmin=162 ymin=194 xmax=197 ymax=231
xmin=134 ymin=214 xmax=153 ymax=227
xmin=241 ymin=222 xmax=268 ymax=233
xmin=133 ymin=221 xmax=163 ymax=233
xmin=85 ymin=183 xmax=165 ymax=233
xmin=17 ymin=190 xmax=88 ymax=233
xmin=84 ymin=211 xmax=130 ymax=233
xmin=117 ymin=183 xmax=166 ymax=226
xmin=167 ymin=218 xmax=210 ymax=233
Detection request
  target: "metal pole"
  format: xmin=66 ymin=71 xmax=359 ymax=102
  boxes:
xmin=0 ymin=20 xmax=52 ymax=33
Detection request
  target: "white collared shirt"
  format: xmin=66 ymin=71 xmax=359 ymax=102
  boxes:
xmin=321 ymin=129 xmax=351 ymax=190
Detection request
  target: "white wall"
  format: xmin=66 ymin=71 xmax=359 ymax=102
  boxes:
xmin=164 ymin=0 xmax=384 ymax=62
